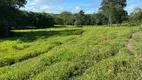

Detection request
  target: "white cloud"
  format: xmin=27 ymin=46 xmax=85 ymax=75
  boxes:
xmin=39 ymin=5 xmax=65 ymax=13
xmin=73 ymin=6 xmax=82 ymax=11
xmin=22 ymin=0 xmax=100 ymax=13
xmin=29 ymin=0 xmax=64 ymax=5
xmin=29 ymin=0 xmax=43 ymax=5
xmin=40 ymin=5 xmax=51 ymax=10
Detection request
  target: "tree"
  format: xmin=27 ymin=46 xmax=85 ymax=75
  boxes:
xmin=60 ymin=11 xmax=73 ymax=25
xmin=129 ymin=7 xmax=142 ymax=26
xmin=90 ymin=12 xmax=107 ymax=26
xmin=84 ymin=14 xmax=91 ymax=25
xmin=100 ymin=0 xmax=127 ymax=27
xmin=74 ymin=10 xmax=85 ymax=27
xmin=0 ymin=0 xmax=26 ymax=7
xmin=36 ymin=12 xmax=54 ymax=28
xmin=55 ymin=17 xmax=64 ymax=26
xmin=0 ymin=0 xmax=27 ymax=37
xmin=90 ymin=14 xmax=96 ymax=26
xmin=114 ymin=6 xmax=128 ymax=25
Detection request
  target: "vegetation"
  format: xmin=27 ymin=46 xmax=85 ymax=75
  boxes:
xmin=0 ymin=0 xmax=142 ymax=80
xmin=1 ymin=0 xmax=142 ymax=37
xmin=0 ymin=26 xmax=141 ymax=80
xmin=15 ymin=11 xmax=54 ymax=29
xmin=0 ymin=0 xmax=27 ymax=37
xmin=100 ymin=0 xmax=127 ymax=27
xmin=132 ymin=32 xmax=142 ymax=57
xmin=129 ymin=7 xmax=142 ymax=26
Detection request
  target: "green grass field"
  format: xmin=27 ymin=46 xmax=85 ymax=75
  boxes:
xmin=133 ymin=32 xmax=142 ymax=57
xmin=0 ymin=26 xmax=142 ymax=80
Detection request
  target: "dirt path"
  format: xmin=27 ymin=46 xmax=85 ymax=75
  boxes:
xmin=126 ymin=32 xmax=142 ymax=61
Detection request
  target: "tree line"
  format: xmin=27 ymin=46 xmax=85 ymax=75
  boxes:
xmin=0 ymin=0 xmax=142 ymax=37
xmin=53 ymin=10 xmax=108 ymax=26
xmin=15 ymin=11 xmax=54 ymax=29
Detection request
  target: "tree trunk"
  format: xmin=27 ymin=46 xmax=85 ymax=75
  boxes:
xmin=108 ymin=15 xmax=112 ymax=27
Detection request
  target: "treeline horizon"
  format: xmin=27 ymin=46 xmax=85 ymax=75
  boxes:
xmin=0 ymin=0 xmax=142 ymax=37
xmin=12 ymin=6 xmax=142 ymax=28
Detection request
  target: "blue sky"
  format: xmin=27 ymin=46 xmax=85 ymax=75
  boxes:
xmin=22 ymin=0 xmax=142 ymax=14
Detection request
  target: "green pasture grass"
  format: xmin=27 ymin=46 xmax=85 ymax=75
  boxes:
xmin=132 ymin=32 xmax=142 ymax=57
xmin=0 ymin=26 xmax=141 ymax=80
xmin=0 ymin=28 xmax=83 ymax=67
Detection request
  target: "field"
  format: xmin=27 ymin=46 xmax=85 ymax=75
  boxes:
xmin=0 ymin=26 xmax=142 ymax=80
xmin=132 ymin=32 xmax=142 ymax=57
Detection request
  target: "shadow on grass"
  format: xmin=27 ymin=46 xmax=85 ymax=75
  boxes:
xmin=0 ymin=29 xmax=84 ymax=42
xmin=54 ymin=25 xmax=67 ymax=28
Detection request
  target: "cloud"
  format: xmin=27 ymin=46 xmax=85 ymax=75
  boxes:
xmin=29 ymin=0 xmax=65 ymax=5
xmin=22 ymin=0 xmax=142 ymax=14
xmin=40 ymin=5 xmax=51 ymax=10
xmin=40 ymin=5 xmax=64 ymax=12
xmin=29 ymin=0 xmax=43 ymax=5
xmin=72 ymin=6 xmax=82 ymax=11
xmin=22 ymin=0 xmax=100 ymax=13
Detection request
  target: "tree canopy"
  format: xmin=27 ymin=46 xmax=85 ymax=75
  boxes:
xmin=0 ymin=0 xmax=27 ymax=37
xmin=100 ymin=0 xmax=127 ymax=27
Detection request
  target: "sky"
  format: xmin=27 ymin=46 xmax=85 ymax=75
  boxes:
xmin=21 ymin=0 xmax=142 ymax=14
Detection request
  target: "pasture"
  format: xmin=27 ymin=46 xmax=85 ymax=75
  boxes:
xmin=0 ymin=26 xmax=142 ymax=80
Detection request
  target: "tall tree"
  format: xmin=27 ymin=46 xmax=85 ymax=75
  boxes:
xmin=100 ymin=0 xmax=127 ymax=27
xmin=0 ymin=0 xmax=27 ymax=37
xmin=114 ymin=6 xmax=128 ymax=25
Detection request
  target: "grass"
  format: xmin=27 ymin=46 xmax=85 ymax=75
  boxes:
xmin=0 ymin=28 xmax=83 ymax=67
xmin=0 ymin=26 xmax=141 ymax=80
xmin=132 ymin=32 xmax=142 ymax=57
